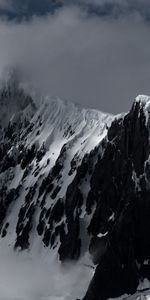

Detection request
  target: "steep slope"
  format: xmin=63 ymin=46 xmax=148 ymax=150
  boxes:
xmin=0 ymin=80 xmax=113 ymax=261
xmin=83 ymin=96 xmax=150 ymax=300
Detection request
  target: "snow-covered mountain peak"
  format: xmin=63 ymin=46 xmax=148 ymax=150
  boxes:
xmin=0 ymin=81 xmax=114 ymax=244
xmin=135 ymin=94 xmax=150 ymax=125
xmin=14 ymin=88 xmax=114 ymax=156
xmin=0 ymin=74 xmax=113 ymax=131
xmin=135 ymin=94 xmax=150 ymax=105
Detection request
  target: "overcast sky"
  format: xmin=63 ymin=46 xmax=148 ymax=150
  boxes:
xmin=0 ymin=0 xmax=150 ymax=113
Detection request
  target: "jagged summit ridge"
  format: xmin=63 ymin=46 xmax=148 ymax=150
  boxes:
xmin=135 ymin=94 xmax=150 ymax=104
xmin=135 ymin=95 xmax=150 ymax=125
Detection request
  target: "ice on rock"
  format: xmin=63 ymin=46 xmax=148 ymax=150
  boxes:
xmin=135 ymin=95 xmax=150 ymax=125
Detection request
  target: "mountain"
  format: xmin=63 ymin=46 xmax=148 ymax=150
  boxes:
xmin=0 ymin=79 xmax=150 ymax=299
xmin=83 ymin=95 xmax=150 ymax=300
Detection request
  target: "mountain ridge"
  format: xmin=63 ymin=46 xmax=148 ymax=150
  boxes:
xmin=0 ymin=80 xmax=150 ymax=299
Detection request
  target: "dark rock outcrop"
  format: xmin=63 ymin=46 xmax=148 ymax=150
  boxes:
xmin=83 ymin=101 xmax=150 ymax=299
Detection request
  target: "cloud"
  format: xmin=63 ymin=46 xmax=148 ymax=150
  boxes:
xmin=0 ymin=0 xmax=13 ymax=11
xmin=76 ymin=0 xmax=150 ymax=20
xmin=79 ymin=0 xmax=149 ymax=9
xmin=0 ymin=5 xmax=150 ymax=113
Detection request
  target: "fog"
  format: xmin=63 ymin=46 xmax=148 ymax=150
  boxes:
xmin=0 ymin=250 xmax=93 ymax=300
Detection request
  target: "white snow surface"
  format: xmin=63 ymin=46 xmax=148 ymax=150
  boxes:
xmin=97 ymin=232 xmax=108 ymax=238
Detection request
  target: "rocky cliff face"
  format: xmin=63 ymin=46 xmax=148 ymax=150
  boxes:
xmin=0 ymin=79 xmax=150 ymax=300
xmin=83 ymin=96 xmax=150 ymax=299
